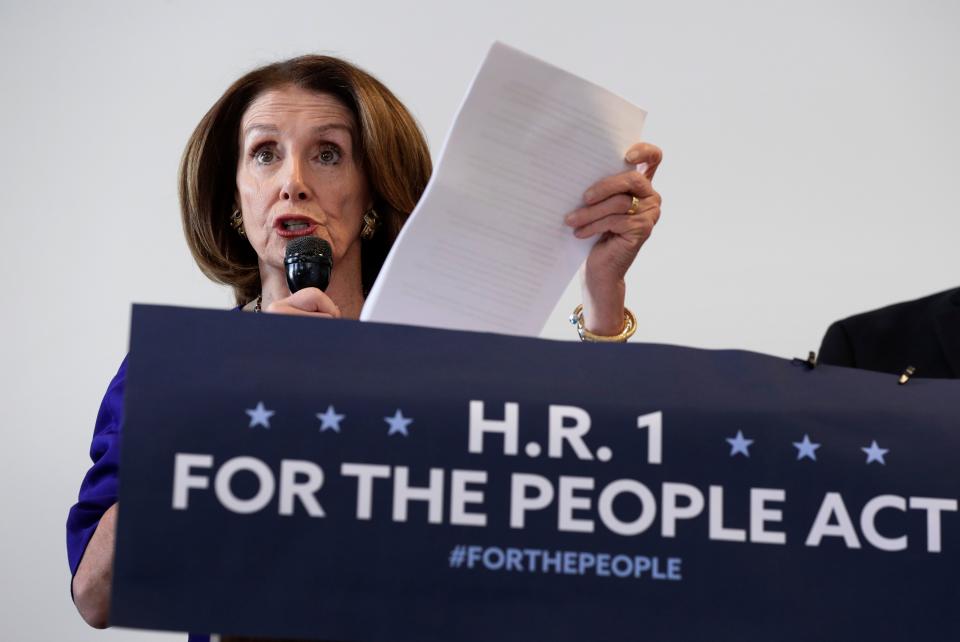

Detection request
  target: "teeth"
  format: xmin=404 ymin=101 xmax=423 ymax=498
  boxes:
xmin=283 ymin=221 xmax=309 ymax=230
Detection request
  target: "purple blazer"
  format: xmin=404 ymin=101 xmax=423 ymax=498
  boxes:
xmin=66 ymin=358 xmax=126 ymax=577
xmin=66 ymin=357 xmax=210 ymax=642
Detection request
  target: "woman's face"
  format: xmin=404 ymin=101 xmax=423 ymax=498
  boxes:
xmin=236 ymin=85 xmax=370 ymax=276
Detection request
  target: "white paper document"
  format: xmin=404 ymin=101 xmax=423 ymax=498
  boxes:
xmin=360 ymin=42 xmax=647 ymax=336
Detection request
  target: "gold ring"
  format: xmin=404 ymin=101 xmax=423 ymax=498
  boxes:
xmin=626 ymin=195 xmax=640 ymax=216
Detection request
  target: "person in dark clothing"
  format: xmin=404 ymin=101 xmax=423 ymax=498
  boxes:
xmin=818 ymin=287 xmax=960 ymax=379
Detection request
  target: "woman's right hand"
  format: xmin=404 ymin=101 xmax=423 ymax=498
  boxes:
xmin=264 ymin=288 xmax=341 ymax=318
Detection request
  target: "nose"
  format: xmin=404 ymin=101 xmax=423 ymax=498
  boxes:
xmin=280 ymin=157 xmax=311 ymax=201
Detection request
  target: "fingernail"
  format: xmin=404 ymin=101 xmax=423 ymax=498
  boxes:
xmin=625 ymin=150 xmax=640 ymax=163
xmin=636 ymin=162 xmax=649 ymax=174
xmin=583 ymin=189 xmax=595 ymax=203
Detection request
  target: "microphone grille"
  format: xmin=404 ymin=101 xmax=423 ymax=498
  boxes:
xmin=285 ymin=236 xmax=331 ymax=259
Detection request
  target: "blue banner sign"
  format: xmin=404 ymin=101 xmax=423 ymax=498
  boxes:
xmin=112 ymin=305 xmax=960 ymax=640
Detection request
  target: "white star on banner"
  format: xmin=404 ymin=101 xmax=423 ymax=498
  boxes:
xmin=317 ymin=405 xmax=345 ymax=433
xmin=384 ymin=409 xmax=413 ymax=437
xmin=862 ymin=440 xmax=889 ymax=465
xmin=245 ymin=401 xmax=274 ymax=429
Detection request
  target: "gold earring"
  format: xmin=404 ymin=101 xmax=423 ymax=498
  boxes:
xmin=360 ymin=208 xmax=380 ymax=241
xmin=230 ymin=209 xmax=245 ymax=237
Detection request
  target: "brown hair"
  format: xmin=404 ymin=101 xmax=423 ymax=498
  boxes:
xmin=179 ymin=55 xmax=432 ymax=305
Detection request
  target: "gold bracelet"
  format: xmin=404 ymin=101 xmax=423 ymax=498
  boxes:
xmin=569 ymin=304 xmax=637 ymax=343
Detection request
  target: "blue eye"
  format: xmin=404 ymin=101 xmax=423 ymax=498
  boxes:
xmin=318 ymin=145 xmax=341 ymax=165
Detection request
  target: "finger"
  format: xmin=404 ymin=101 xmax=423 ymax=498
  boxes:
xmin=287 ymin=287 xmax=341 ymax=316
xmin=265 ymin=287 xmax=341 ymax=317
xmin=583 ymin=170 xmax=660 ymax=206
xmin=574 ymin=210 xmax=658 ymax=240
xmin=566 ymin=193 xmax=660 ymax=228
xmin=624 ymin=142 xmax=663 ymax=180
xmin=264 ymin=305 xmax=337 ymax=319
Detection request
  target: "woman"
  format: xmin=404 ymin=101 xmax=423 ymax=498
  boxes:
xmin=66 ymin=54 xmax=663 ymax=636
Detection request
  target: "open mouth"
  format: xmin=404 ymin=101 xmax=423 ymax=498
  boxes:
xmin=275 ymin=216 xmax=318 ymax=237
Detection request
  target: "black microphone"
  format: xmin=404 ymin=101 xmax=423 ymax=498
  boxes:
xmin=284 ymin=236 xmax=333 ymax=293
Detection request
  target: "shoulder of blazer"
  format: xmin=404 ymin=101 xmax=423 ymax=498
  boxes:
xmin=837 ymin=287 xmax=958 ymax=332
xmin=826 ymin=287 xmax=960 ymax=378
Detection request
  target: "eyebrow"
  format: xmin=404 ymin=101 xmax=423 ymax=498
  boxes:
xmin=242 ymin=123 xmax=354 ymax=139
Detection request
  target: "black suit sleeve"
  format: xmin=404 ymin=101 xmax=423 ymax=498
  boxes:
xmin=818 ymin=320 xmax=855 ymax=367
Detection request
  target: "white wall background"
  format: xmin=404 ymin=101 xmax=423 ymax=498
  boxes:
xmin=1 ymin=0 xmax=957 ymax=639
